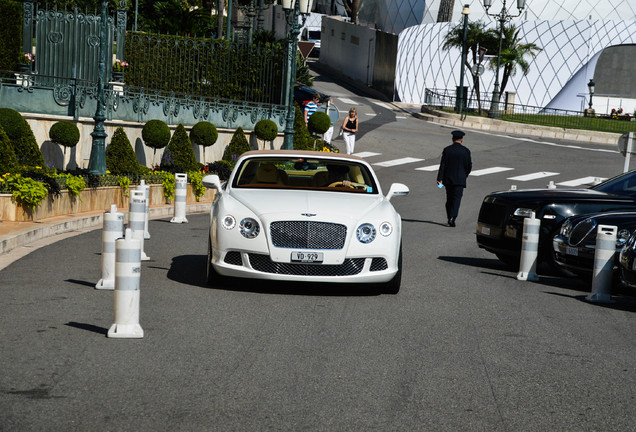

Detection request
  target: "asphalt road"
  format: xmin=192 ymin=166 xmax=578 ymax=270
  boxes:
xmin=1 ymin=74 xmax=635 ymax=431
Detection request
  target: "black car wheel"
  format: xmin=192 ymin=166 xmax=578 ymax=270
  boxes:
xmin=381 ymin=244 xmax=402 ymax=294
xmin=206 ymin=236 xmax=228 ymax=287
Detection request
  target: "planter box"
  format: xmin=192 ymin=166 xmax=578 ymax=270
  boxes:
xmin=0 ymin=184 xmax=214 ymax=222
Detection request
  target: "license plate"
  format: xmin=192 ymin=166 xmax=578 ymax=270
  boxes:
xmin=566 ymin=246 xmax=578 ymax=256
xmin=291 ymin=251 xmax=323 ymax=263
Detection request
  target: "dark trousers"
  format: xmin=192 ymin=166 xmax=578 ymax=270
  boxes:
xmin=445 ymin=185 xmax=464 ymax=220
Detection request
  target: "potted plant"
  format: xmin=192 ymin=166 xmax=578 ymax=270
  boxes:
xmin=112 ymin=59 xmax=128 ymax=82
xmin=17 ymin=53 xmax=34 ymax=73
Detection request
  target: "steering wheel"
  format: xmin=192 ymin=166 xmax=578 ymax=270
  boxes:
xmin=328 ymin=181 xmax=366 ymax=189
xmin=328 ymin=181 xmax=346 ymax=188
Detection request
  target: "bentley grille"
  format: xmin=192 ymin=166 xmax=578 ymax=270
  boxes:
xmin=270 ymin=221 xmax=347 ymax=249
xmin=249 ymin=254 xmax=364 ymax=276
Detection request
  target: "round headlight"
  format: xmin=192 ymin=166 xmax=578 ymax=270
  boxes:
xmin=560 ymin=219 xmax=573 ymax=236
xmin=222 ymin=215 xmax=236 ymax=230
xmin=617 ymin=229 xmax=631 ymax=247
xmin=379 ymin=222 xmax=393 ymax=237
xmin=356 ymin=223 xmax=376 ymax=244
xmin=239 ymin=218 xmax=260 ymax=239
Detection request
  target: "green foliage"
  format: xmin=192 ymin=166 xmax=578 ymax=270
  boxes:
xmin=295 ymin=53 xmax=314 ymax=87
xmin=206 ymin=160 xmax=232 ymax=181
xmin=106 ymin=127 xmax=144 ymax=175
xmin=142 ymin=119 xmax=171 ymax=153
xmin=61 ymin=174 xmax=86 ymax=197
xmin=161 ymin=171 xmax=176 ymax=200
xmin=117 ymin=175 xmax=131 ymax=197
xmin=292 ymin=102 xmax=313 ymax=150
xmin=222 ymin=127 xmax=251 ymax=164
xmin=0 ymin=108 xmax=25 ymax=140
xmin=308 ymin=112 xmax=331 ymax=135
xmin=188 ymin=171 xmax=206 ymax=201
xmin=0 ymin=126 xmax=18 ymax=175
xmin=160 ymin=124 xmax=198 ymax=172
xmin=49 ymin=121 xmax=80 ymax=149
xmin=15 ymin=119 xmax=46 ymax=168
xmin=2 ymin=173 xmax=48 ymax=208
xmin=0 ymin=0 xmax=22 ymax=72
xmin=190 ymin=121 xmax=218 ymax=148
xmin=254 ymin=119 xmax=278 ymax=141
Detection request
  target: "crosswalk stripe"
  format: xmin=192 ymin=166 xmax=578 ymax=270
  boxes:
xmin=374 ymin=157 xmax=424 ymax=167
xmin=507 ymin=172 xmax=559 ymax=181
xmin=354 ymin=152 xmax=382 ymax=158
xmin=557 ymin=176 xmax=607 ymax=187
xmin=338 ymin=97 xmax=358 ymax=105
xmin=372 ymin=101 xmax=392 ymax=110
xmin=396 ymin=116 xmax=407 ymax=119
xmin=415 ymin=165 xmax=440 ymax=171
xmin=470 ymin=167 xmax=514 ymax=176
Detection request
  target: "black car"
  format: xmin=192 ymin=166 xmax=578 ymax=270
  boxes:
xmin=619 ymin=230 xmax=636 ymax=288
xmin=552 ymin=211 xmax=636 ymax=276
xmin=476 ymin=170 xmax=636 ymax=267
xmin=293 ymin=83 xmax=339 ymax=126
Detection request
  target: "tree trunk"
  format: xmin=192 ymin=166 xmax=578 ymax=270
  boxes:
xmin=217 ymin=0 xmax=225 ymax=39
xmin=436 ymin=0 xmax=455 ymax=22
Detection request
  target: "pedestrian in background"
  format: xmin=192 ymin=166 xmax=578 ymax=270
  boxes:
xmin=437 ymin=130 xmax=472 ymax=227
xmin=341 ymin=107 xmax=358 ymax=155
xmin=304 ymin=93 xmax=320 ymax=124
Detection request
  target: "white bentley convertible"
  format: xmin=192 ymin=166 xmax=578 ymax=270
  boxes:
xmin=202 ymin=150 xmax=409 ymax=293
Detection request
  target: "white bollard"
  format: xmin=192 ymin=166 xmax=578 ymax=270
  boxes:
xmin=170 ymin=173 xmax=188 ymax=224
xmin=547 ymin=180 xmax=556 ymax=189
xmin=517 ymin=212 xmax=540 ymax=281
xmin=108 ymin=228 xmax=144 ymax=339
xmin=129 ymin=189 xmax=150 ymax=261
xmin=587 ymin=224 xmax=617 ymax=304
xmin=137 ymin=180 xmax=151 ymax=239
xmin=95 ymin=204 xmax=124 ymax=290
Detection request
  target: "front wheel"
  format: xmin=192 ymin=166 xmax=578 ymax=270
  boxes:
xmin=381 ymin=244 xmax=402 ymax=294
xmin=206 ymin=236 xmax=228 ymax=287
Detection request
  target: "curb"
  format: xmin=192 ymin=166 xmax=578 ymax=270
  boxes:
xmin=0 ymin=202 xmax=211 ymax=256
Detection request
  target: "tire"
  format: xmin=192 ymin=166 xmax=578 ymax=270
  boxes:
xmin=382 ymin=244 xmax=402 ymax=294
xmin=206 ymin=236 xmax=227 ymax=287
xmin=496 ymin=253 xmax=520 ymax=270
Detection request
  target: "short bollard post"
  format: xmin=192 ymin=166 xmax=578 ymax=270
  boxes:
xmin=137 ymin=179 xmax=151 ymax=239
xmin=517 ymin=212 xmax=540 ymax=281
xmin=95 ymin=204 xmax=124 ymax=290
xmin=547 ymin=180 xmax=556 ymax=189
xmin=170 ymin=173 xmax=188 ymax=224
xmin=510 ymin=184 xmax=517 ymax=191
xmin=129 ymin=189 xmax=150 ymax=261
xmin=587 ymin=224 xmax=617 ymax=304
xmin=108 ymin=228 xmax=144 ymax=338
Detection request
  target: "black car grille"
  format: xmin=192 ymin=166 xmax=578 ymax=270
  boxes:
xmin=478 ymin=201 xmax=508 ymax=226
xmin=569 ymin=218 xmax=597 ymax=246
xmin=370 ymin=258 xmax=388 ymax=271
xmin=248 ymin=253 xmax=364 ymax=276
xmin=224 ymin=251 xmax=243 ymax=266
xmin=270 ymin=221 xmax=346 ymax=249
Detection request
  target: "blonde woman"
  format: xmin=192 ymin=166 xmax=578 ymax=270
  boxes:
xmin=341 ymin=107 xmax=358 ymax=154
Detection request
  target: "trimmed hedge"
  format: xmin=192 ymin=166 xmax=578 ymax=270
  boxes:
xmin=142 ymin=119 xmax=171 ymax=155
xmin=106 ymin=127 xmax=145 ymax=175
xmin=49 ymin=121 xmax=80 ymax=149
xmin=308 ymin=112 xmax=331 ymax=135
xmin=0 ymin=125 xmax=18 ymax=174
xmin=254 ymin=119 xmax=278 ymax=141
xmin=160 ymin=124 xmax=198 ymax=173
xmin=222 ymin=127 xmax=250 ymax=163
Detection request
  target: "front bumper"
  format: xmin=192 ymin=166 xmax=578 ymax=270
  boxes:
xmin=552 ymin=236 xmax=596 ymax=273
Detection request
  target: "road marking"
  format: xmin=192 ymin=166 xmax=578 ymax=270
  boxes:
xmin=365 ymin=113 xmax=376 ymax=116
xmin=415 ymin=165 xmax=440 ymax=171
xmin=372 ymin=101 xmax=392 ymax=110
xmin=354 ymin=152 xmax=382 ymax=158
xmin=507 ymin=171 xmax=559 ymax=181
xmin=338 ymin=97 xmax=358 ymax=105
xmin=557 ymin=176 xmax=607 ymax=187
xmin=396 ymin=116 xmax=407 ymax=119
xmin=470 ymin=167 xmax=514 ymax=176
xmin=374 ymin=157 xmax=424 ymax=167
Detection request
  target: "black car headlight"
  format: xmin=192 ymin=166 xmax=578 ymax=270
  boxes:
xmin=356 ymin=223 xmax=376 ymax=244
xmin=560 ymin=219 xmax=573 ymax=237
xmin=513 ymin=208 xmax=534 ymax=218
xmin=239 ymin=218 xmax=260 ymax=239
xmin=617 ymin=229 xmax=631 ymax=248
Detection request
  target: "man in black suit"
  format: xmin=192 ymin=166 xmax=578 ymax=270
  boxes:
xmin=437 ymin=130 xmax=472 ymax=227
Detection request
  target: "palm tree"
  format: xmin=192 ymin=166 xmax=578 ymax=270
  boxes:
xmin=489 ymin=24 xmax=542 ymax=97
xmin=436 ymin=0 xmax=455 ymax=22
xmin=443 ymin=21 xmax=495 ymax=114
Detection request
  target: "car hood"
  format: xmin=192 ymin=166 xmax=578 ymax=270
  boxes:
xmin=488 ymin=188 xmax=636 ymax=203
xmin=230 ymin=189 xmax=383 ymax=221
xmin=564 ymin=211 xmax=636 ymax=227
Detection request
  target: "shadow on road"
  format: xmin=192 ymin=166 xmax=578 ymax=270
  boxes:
xmin=65 ymin=321 xmax=108 ymax=335
xmin=167 ymin=254 xmax=386 ymax=296
xmin=544 ymin=291 xmax=636 ymax=313
xmin=403 ymin=218 xmax=448 ymax=227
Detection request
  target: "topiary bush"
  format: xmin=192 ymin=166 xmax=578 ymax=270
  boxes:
xmin=190 ymin=121 xmax=218 ymax=161
xmin=206 ymin=160 xmax=232 ymax=180
xmin=292 ymin=102 xmax=313 ymax=151
xmin=222 ymin=127 xmax=251 ymax=164
xmin=106 ymin=127 xmax=144 ymax=175
xmin=49 ymin=121 xmax=80 ymax=153
xmin=254 ymin=119 xmax=278 ymax=141
xmin=0 ymin=126 xmax=18 ymax=175
xmin=0 ymin=108 xmax=45 ymax=168
xmin=160 ymin=124 xmax=198 ymax=173
xmin=142 ymin=119 xmax=171 ymax=158
xmin=308 ymin=112 xmax=331 ymax=135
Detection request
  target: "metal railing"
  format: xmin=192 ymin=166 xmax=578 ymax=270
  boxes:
xmin=424 ymin=88 xmax=636 ymax=134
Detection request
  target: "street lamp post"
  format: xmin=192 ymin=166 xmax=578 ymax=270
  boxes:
xmin=458 ymin=4 xmax=470 ymax=118
xmin=586 ymin=79 xmax=596 ymax=117
xmin=281 ymin=0 xmax=313 ymax=150
xmin=483 ymin=0 xmax=525 ymax=119
xmin=88 ymin=0 xmax=109 ymax=175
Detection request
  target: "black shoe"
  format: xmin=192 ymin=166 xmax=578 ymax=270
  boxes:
xmin=448 ymin=218 xmax=456 ymax=227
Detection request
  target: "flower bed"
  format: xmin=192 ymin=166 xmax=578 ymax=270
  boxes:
xmin=0 ymin=184 xmax=214 ymax=222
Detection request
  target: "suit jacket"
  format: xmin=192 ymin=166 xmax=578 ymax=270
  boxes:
xmin=437 ymin=142 xmax=472 ymax=187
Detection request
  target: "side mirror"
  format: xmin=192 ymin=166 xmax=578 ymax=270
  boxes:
xmin=386 ymin=183 xmax=409 ymax=201
xmin=202 ymin=174 xmax=223 ymax=192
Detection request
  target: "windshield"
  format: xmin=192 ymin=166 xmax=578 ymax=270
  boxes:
xmin=232 ymin=157 xmax=378 ymax=194
xmin=591 ymin=170 xmax=636 ymax=197
xmin=308 ymin=31 xmax=321 ymax=40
